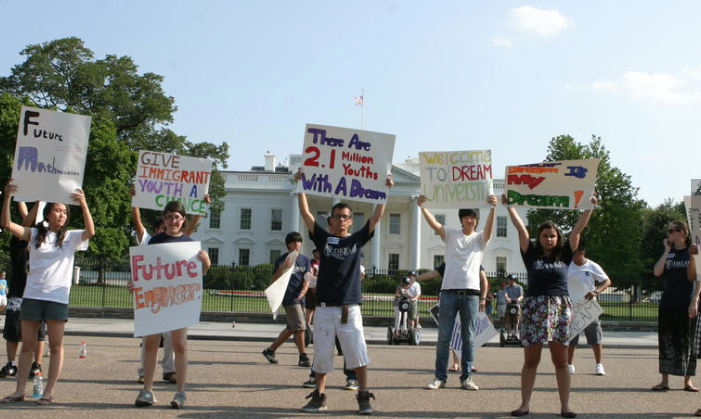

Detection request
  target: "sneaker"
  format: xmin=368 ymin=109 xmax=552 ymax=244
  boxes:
xmin=416 ymin=324 xmax=422 ymax=329
xmin=357 ymin=390 xmax=375 ymax=415
xmin=568 ymin=364 xmax=576 ymax=375
xmin=134 ymin=389 xmax=156 ymax=407
xmin=170 ymin=391 xmax=186 ymax=409
xmin=345 ymin=379 xmax=359 ymax=390
xmin=595 ymin=363 xmax=606 ymax=376
xmin=301 ymin=390 xmax=327 ymax=412
xmin=298 ymin=353 xmax=311 ymax=368
xmin=0 ymin=362 xmax=17 ymax=378
xmin=262 ymin=348 xmax=278 ymax=364
xmin=302 ymin=377 xmax=316 ymax=388
xmin=461 ymin=377 xmax=479 ymax=391
xmin=163 ymin=372 xmax=177 ymax=383
xmin=425 ymin=378 xmax=446 ymax=390
xmin=28 ymin=362 xmax=42 ymax=379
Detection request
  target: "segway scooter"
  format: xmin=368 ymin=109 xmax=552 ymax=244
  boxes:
xmin=499 ymin=301 xmax=522 ymax=347
xmin=387 ymin=297 xmax=421 ymax=345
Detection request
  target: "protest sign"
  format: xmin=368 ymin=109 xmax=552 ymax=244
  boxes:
xmin=684 ymin=195 xmax=701 ymax=269
xmin=133 ymin=150 xmax=212 ymax=215
xmin=264 ymin=251 xmax=297 ymax=320
xmin=12 ymin=106 xmax=91 ymax=204
xmin=505 ymin=159 xmax=600 ymax=210
xmin=419 ymin=150 xmax=493 ymax=208
xmin=297 ymin=124 xmax=395 ymax=204
xmin=429 ymin=304 xmax=498 ymax=356
xmin=568 ymin=299 xmax=604 ymax=343
xmin=130 ymin=242 xmax=203 ymax=337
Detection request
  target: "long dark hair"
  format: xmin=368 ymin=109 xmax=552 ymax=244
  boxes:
xmin=534 ymin=221 xmax=565 ymax=260
xmin=670 ymin=220 xmax=692 ymax=248
xmin=34 ymin=203 xmax=70 ymax=249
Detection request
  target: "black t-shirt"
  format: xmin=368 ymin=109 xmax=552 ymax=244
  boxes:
xmin=148 ymin=232 xmax=194 ymax=245
xmin=8 ymin=235 xmax=29 ymax=298
xmin=436 ymin=263 xmax=446 ymax=277
xmin=310 ymin=221 xmax=373 ymax=305
xmin=521 ymin=241 xmax=573 ymax=297
xmin=660 ymin=246 xmax=693 ymax=310
xmin=274 ymin=252 xmax=311 ymax=306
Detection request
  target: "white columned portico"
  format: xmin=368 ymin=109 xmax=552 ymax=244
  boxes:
xmin=410 ymin=195 xmax=421 ymax=270
xmin=290 ymin=192 xmax=300 ymax=233
xmin=371 ymin=204 xmax=381 ymax=271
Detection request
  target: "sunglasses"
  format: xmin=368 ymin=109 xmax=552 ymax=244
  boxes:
xmin=667 ymin=228 xmax=681 ymax=234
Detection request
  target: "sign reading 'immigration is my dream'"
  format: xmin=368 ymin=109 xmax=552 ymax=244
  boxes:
xmin=12 ymin=106 xmax=91 ymax=204
xmin=419 ymin=150 xmax=493 ymax=208
xmin=297 ymin=124 xmax=395 ymax=204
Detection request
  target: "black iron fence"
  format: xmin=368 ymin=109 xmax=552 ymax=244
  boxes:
xmin=61 ymin=258 xmax=660 ymax=322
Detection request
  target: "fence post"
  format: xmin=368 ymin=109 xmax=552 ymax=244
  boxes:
xmin=230 ymin=262 xmax=236 ymax=313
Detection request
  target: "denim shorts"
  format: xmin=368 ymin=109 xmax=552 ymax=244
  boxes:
xmin=19 ymin=298 xmax=69 ymax=322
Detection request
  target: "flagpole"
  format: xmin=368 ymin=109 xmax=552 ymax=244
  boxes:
xmin=361 ymin=88 xmax=365 ymax=130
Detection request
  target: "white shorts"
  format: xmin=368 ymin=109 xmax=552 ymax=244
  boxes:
xmin=312 ymin=305 xmax=370 ymax=373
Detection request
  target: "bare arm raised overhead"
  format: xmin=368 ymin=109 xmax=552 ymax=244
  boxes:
xmin=502 ymin=194 xmax=529 ymax=252
xmin=417 ymin=195 xmax=445 ymax=241
xmin=568 ymin=195 xmax=598 ymax=252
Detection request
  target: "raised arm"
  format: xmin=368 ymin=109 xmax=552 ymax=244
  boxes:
xmin=416 ymin=269 xmax=440 ymax=281
xmin=72 ymin=188 xmax=95 ymax=242
xmin=22 ymin=202 xmax=40 ymax=227
xmin=569 ymin=196 xmax=597 ymax=251
xmin=1 ymin=181 xmax=31 ymax=241
xmin=368 ymin=174 xmax=394 ymax=233
xmin=184 ymin=194 xmax=211 ymax=237
xmin=481 ymin=195 xmax=498 ymax=243
xmin=502 ymin=194 xmax=529 ymax=252
xmin=654 ymin=238 xmax=671 ymax=277
xmin=294 ymin=169 xmax=316 ymax=234
xmin=130 ymin=187 xmax=147 ymax=242
xmin=417 ymin=195 xmax=445 ymax=240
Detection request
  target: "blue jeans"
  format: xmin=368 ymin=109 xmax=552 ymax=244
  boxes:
xmin=435 ymin=292 xmax=479 ymax=382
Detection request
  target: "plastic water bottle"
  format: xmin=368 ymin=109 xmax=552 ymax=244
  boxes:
xmin=32 ymin=372 xmax=43 ymax=397
xmin=79 ymin=341 xmax=87 ymax=359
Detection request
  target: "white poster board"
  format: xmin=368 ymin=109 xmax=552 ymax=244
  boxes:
xmin=12 ymin=106 xmax=91 ymax=204
xmin=133 ymin=150 xmax=212 ymax=215
xmin=430 ymin=304 xmax=498 ymax=358
xmin=264 ymin=251 xmax=297 ymax=320
xmin=504 ymin=159 xmax=600 ymax=209
xmin=684 ymin=195 xmax=701 ymax=270
xmin=130 ymin=242 xmax=203 ymax=337
xmin=297 ymin=124 xmax=395 ymax=204
xmin=419 ymin=150 xmax=494 ymax=208
xmin=568 ymin=299 xmax=604 ymax=343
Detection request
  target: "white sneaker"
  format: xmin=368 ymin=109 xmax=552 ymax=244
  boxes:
xmin=568 ymin=364 xmax=575 ymax=375
xmin=460 ymin=377 xmax=479 ymax=391
xmin=595 ymin=363 xmax=605 ymax=376
xmin=425 ymin=378 xmax=446 ymax=390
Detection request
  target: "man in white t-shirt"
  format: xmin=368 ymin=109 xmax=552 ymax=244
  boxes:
xmin=567 ymin=241 xmax=611 ymax=376
xmin=405 ymin=278 xmax=421 ymax=328
xmin=418 ymin=194 xmax=497 ymax=391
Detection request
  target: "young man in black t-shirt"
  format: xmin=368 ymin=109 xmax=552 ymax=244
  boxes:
xmin=295 ymin=169 xmax=393 ymax=415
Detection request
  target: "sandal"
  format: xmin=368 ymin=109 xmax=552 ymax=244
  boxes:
xmin=449 ymin=363 xmax=459 ymax=372
xmin=561 ymin=412 xmax=577 ymax=418
xmin=38 ymin=397 xmax=54 ymax=405
xmin=651 ymin=383 xmax=670 ymax=391
xmin=685 ymin=385 xmax=700 ymax=392
xmin=510 ymin=409 xmax=529 ymax=417
xmin=1 ymin=394 xmax=26 ymax=403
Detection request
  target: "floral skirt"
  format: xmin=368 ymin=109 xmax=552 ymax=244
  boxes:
xmin=520 ymin=295 xmax=572 ymax=347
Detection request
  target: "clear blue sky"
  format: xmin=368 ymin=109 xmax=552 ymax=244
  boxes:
xmin=2 ymin=1 xmax=700 ymax=207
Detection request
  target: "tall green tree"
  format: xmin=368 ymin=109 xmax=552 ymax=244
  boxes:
xmin=0 ymin=37 xmax=229 ymax=258
xmin=527 ymin=135 xmax=646 ymax=291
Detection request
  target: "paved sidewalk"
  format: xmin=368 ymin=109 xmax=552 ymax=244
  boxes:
xmin=58 ymin=317 xmax=658 ymax=348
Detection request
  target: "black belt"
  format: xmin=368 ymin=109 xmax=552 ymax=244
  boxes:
xmin=442 ymin=289 xmax=480 ymax=296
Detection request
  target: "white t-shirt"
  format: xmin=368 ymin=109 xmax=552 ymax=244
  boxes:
xmin=406 ymin=281 xmax=421 ymax=299
xmin=25 ymin=229 xmax=89 ymax=304
xmin=137 ymin=231 xmax=152 ymax=247
xmin=567 ymin=259 xmax=609 ymax=303
xmin=441 ymin=227 xmax=486 ymax=291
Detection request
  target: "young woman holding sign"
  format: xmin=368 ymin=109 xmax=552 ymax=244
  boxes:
xmin=502 ymin=194 xmax=596 ymax=418
xmin=0 ymin=180 xmax=94 ymax=405
xmin=134 ymin=200 xmax=210 ymax=409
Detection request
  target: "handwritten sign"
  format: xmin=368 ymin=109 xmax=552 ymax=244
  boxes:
xmin=429 ymin=304 xmax=498 ymax=354
xmin=419 ymin=150 xmax=493 ymax=208
xmin=568 ymin=299 xmax=603 ymax=343
xmin=264 ymin=251 xmax=297 ymax=320
xmin=297 ymin=124 xmax=395 ymax=204
xmin=504 ymin=159 xmax=600 ymax=209
xmin=11 ymin=106 xmax=91 ymax=204
xmin=132 ymin=150 xmax=212 ymax=215
xmin=130 ymin=242 xmax=203 ymax=337
xmin=684 ymin=195 xmax=701 ymax=271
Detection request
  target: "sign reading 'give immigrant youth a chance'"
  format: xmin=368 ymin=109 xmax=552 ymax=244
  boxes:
xmin=297 ymin=124 xmax=396 ymax=204
xmin=12 ymin=106 xmax=92 ymax=204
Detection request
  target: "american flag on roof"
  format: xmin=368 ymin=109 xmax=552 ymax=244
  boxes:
xmin=354 ymin=95 xmax=364 ymax=106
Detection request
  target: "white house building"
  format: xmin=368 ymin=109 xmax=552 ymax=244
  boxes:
xmin=191 ymin=153 xmax=529 ymax=276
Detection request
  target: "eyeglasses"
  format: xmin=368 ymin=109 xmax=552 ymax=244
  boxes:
xmin=164 ymin=214 xmax=184 ymax=222
xmin=332 ymin=214 xmax=351 ymax=220
xmin=667 ymin=228 xmax=681 ymax=234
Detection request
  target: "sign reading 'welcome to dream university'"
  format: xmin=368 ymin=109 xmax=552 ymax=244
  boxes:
xmin=132 ymin=150 xmax=212 ymax=215
xmin=12 ymin=106 xmax=91 ymax=204
xmin=297 ymin=124 xmax=395 ymax=204
xmin=504 ymin=159 xmax=600 ymax=210
xmin=419 ymin=150 xmax=494 ymax=208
